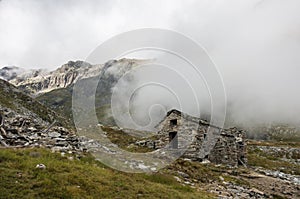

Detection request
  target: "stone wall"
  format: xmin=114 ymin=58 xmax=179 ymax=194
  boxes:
xmin=156 ymin=110 xmax=247 ymax=167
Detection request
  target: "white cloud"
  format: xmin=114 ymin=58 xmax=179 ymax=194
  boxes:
xmin=1 ymin=0 xmax=300 ymax=125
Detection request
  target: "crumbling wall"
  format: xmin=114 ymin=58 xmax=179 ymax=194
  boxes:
xmin=156 ymin=110 xmax=247 ymax=167
xmin=156 ymin=111 xmax=201 ymax=151
xmin=208 ymin=133 xmax=238 ymax=166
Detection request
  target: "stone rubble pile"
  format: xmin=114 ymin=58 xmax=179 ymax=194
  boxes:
xmin=135 ymin=139 xmax=156 ymax=149
xmin=0 ymin=108 xmax=100 ymax=154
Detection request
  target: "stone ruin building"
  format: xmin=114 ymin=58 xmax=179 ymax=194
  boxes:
xmin=155 ymin=109 xmax=247 ymax=167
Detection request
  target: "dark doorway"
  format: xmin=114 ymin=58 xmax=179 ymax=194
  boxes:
xmin=170 ymin=119 xmax=177 ymax=126
xmin=169 ymin=131 xmax=178 ymax=149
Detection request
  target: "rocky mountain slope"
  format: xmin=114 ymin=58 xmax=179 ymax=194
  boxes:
xmin=36 ymin=59 xmax=149 ymax=125
xmin=0 ymin=79 xmax=78 ymax=147
xmin=0 ymin=79 xmax=69 ymax=127
xmin=1 ymin=59 xmax=149 ymax=125
xmin=1 ymin=59 xmax=148 ymax=95
xmin=0 ymin=66 xmax=48 ymax=86
xmin=2 ymin=61 xmax=98 ymax=94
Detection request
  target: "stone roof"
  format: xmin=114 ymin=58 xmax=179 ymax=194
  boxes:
xmin=158 ymin=109 xmax=245 ymax=136
xmin=163 ymin=109 xmax=215 ymax=128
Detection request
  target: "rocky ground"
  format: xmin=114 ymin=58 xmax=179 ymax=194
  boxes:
xmin=253 ymin=145 xmax=300 ymax=165
xmin=207 ymin=170 xmax=299 ymax=199
xmin=0 ymin=107 xmax=99 ymax=154
xmin=0 ymin=108 xmax=299 ymax=198
xmin=167 ymin=160 xmax=300 ymax=199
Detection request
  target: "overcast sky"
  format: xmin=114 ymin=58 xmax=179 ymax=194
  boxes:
xmin=1 ymin=0 xmax=300 ymax=125
xmin=0 ymin=0 xmax=182 ymax=69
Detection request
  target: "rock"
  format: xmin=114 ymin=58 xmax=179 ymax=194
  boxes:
xmin=135 ymin=140 xmax=156 ymax=149
xmin=36 ymin=164 xmax=46 ymax=169
xmin=67 ymin=156 xmax=74 ymax=161
xmin=249 ymin=188 xmax=264 ymax=196
xmin=201 ymin=159 xmax=211 ymax=164
xmin=27 ymin=127 xmax=37 ymax=132
xmin=51 ymin=146 xmax=70 ymax=152
xmin=150 ymin=167 xmax=157 ymax=172
xmin=177 ymin=171 xmax=189 ymax=178
xmin=174 ymin=176 xmax=181 ymax=182
xmin=49 ymin=132 xmax=61 ymax=138
xmin=137 ymin=163 xmax=149 ymax=171
xmin=127 ymin=144 xmax=136 ymax=149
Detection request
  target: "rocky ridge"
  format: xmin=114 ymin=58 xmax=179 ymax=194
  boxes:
xmin=1 ymin=59 xmax=150 ymax=95
xmin=11 ymin=61 xmax=101 ymax=94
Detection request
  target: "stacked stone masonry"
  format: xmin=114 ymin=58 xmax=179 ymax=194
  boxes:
xmin=155 ymin=110 xmax=247 ymax=167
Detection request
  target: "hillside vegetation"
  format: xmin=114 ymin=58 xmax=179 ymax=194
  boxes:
xmin=0 ymin=148 xmax=213 ymax=199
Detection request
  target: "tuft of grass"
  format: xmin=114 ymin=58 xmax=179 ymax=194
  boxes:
xmin=0 ymin=148 xmax=214 ymax=199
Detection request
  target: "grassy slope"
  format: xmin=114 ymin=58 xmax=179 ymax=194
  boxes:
xmin=37 ymin=86 xmax=115 ymax=126
xmin=247 ymin=141 xmax=300 ymax=175
xmin=0 ymin=148 xmax=214 ymax=199
xmin=1 ymin=141 xmax=299 ymax=199
xmin=36 ymin=86 xmax=74 ymax=126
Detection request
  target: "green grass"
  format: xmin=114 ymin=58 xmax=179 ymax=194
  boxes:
xmin=36 ymin=86 xmax=74 ymax=126
xmin=101 ymin=126 xmax=157 ymax=153
xmin=165 ymin=159 xmax=249 ymax=186
xmin=247 ymin=140 xmax=300 ymax=175
xmin=247 ymin=148 xmax=300 ymax=175
xmin=248 ymin=140 xmax=300 ymax=148
xmin=0 ymin=148 xmax=214 ymax=199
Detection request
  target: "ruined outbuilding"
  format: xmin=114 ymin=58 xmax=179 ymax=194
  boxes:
xmin=155 ymin=109 xmax=247 ymax=167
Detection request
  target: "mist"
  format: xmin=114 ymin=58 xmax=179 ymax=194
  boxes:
xmin=1 ymin=0 xmax=300 ymax=127
xmin=174 ymin=0 xmax=300 ymax=126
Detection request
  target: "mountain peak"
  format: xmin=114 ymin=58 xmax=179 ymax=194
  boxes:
xmin=57 ymin=60 xmax=92 ymax=73
xmin=66 ymin=60 xmax=91 ymax=68
xmin=4 ymin=58 xmax=151 ymax=95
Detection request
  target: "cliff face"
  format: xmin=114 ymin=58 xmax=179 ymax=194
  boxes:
xmin=1 ymin=59 xmax=149 ymax=95
xmin=8 ymin=61 xmax=103 ymax=94
xmin=35 ymin=59 xmax=150 ymax=125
